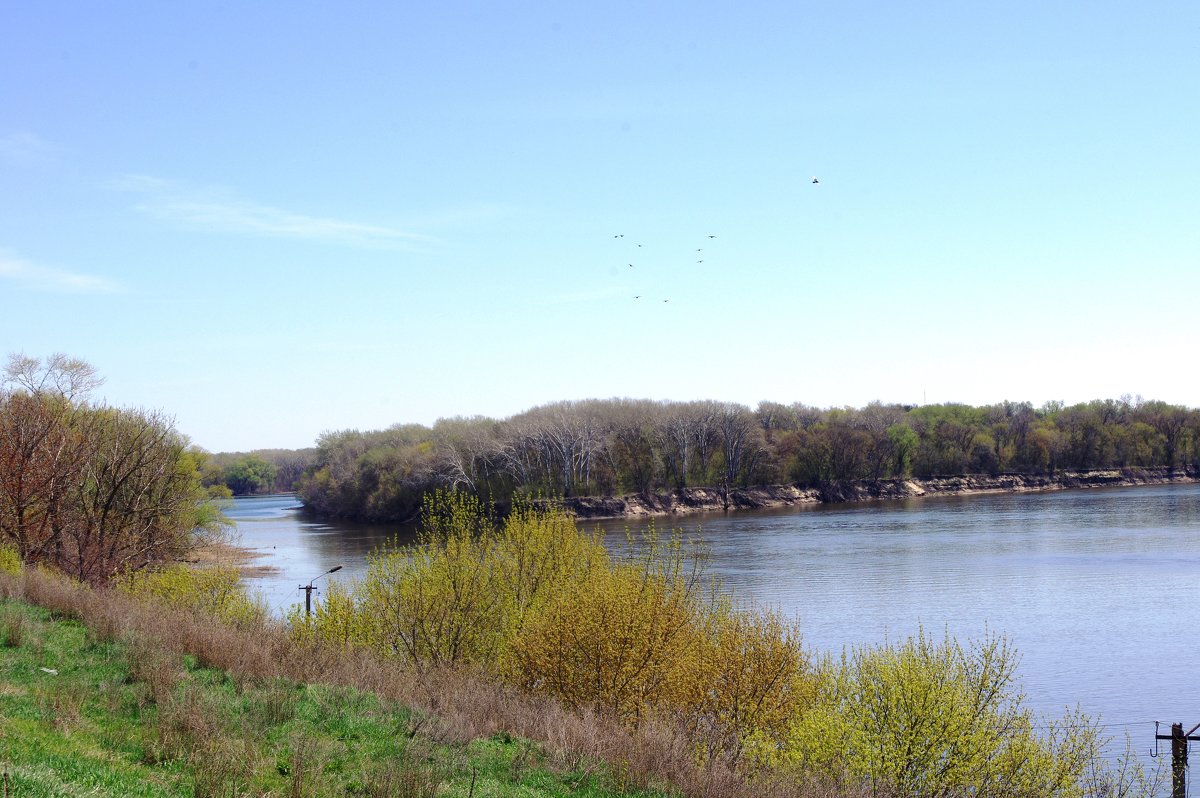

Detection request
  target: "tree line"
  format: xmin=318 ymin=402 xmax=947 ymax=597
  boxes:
xmin=199 ymin=449 xmax=315 ymax=497
xmin=297 ymin=396 xmax=1200 ymax=522
xmin=0 ymin=354 xmax=222 ymax=583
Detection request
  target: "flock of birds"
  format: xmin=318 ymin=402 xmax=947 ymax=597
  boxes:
xmin=612 ymin=178 xmax=818 ymax=305
xmin=611 ymin=232 xmax=722 ymax=304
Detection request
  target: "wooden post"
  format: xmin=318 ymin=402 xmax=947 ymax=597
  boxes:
xmin=1171 ymin=722 xmax=1186 ymax=798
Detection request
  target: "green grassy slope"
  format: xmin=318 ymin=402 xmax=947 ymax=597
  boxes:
xmin=0 ymin=598 xmax=668 ymax=798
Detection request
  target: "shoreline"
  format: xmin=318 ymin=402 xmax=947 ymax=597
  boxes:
xmin=557 ymin=466 xmax=1200 ymax=520
xmin=189 ymin=538 xmax=281 ymax=579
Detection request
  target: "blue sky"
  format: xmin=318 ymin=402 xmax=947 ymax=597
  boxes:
xmin=3 ymin=2 xmax=1197 ymax=452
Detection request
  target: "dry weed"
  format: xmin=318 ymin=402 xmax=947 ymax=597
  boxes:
xmin=0 ymin=608 xmax=25 ymax=647
xmin=148 ymin=685 xmax=224 ymax=764
xmin=280 ymin=731 xmax=335 ymax=798
xmin=249 ymin=679 xmax=299 ymax=729
xmin=37 ymin=681 xmax=88 ymax=734
xmin=124 ymin=632 xmax=181 ymax=705
xmin=359 ymin=746 xmax=445 ymax=798
xmin=191 ymin=735 xmax=255 ymax=798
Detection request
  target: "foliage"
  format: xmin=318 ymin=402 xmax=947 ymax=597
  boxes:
xmin=0 ymin=353 xmax=226 ymax=583
xmin=346 ymin=493 xmax=607 ymax=666
xmin=0 ymin=543 xmax=20 ymax=575
xmin=221 ymin=453 xmax=277 ymax=495
xmin=293 ymin=395 xmax=1200 ymax=523
xmin=119 ymin=563 xmax=265 ymax=627
xmin=506 ymin=544 xmax=702 ymax=724
xmin=203 ymin=447 xmax=316 ymax=495
xmin=774 ymin=630 xmax=1102 ymax=797
xmin=286 ymin=575 xmax=367 ymax=647
xmin=687 ymin=604 xmax=814 ymax=765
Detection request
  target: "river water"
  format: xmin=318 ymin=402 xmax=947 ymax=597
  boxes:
xmin=227 ymin=483 xmax=1200 ymax=753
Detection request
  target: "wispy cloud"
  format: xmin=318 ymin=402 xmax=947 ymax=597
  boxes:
xmin=112 ymin=175 xmax=432 ymax=250
xmin=0 ymin=132 xmax=58 ymax=166
xmin=0 ymin=249 xmax=124 ymax=294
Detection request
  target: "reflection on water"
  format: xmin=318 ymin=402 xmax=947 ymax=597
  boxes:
xmin=229 ymin=483 xmax=1200 ymax=749
xmin=227 ymin=495 xmax=416 ymax=615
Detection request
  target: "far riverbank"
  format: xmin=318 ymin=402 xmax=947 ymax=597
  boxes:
xmin=558 ymin=466 xmax=1200 ymax=519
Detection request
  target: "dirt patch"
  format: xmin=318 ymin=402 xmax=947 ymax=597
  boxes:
xmin=189 ymin=540 xmax=281 ymax=579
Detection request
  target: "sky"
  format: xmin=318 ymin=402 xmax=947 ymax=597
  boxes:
xmin=2 ymin=2 xmax=1198 ymax=452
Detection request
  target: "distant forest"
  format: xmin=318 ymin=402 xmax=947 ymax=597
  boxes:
xmin=242 ymin=397 xmax=1200 ymax=523
xmin=201 ymin=449 xmax=314 ymax=497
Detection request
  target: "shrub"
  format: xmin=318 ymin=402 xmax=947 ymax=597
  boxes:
xmin=350 ymin=493 xmax=608 ymax=666
xmin=120 ymin=563 xmax=264 ymax=627
xmin=287 ymin=576 xmax=368 ymax=649
xmin=688 ymin=604 xmax=814 ymax=766
xmin=506 ymin=555 xmax=702 ymax=724
xmin=0 ymin=543 xmax=20 ymax=575
xmin=775 ymin=630 xmax=1100 ymax=797
xmin=358 ymin=494 xmax=507 ymax=664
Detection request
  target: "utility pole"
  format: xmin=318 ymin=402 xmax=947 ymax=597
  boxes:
xmin=1155 ymin=721 xmax=1200 ymax=798
xmin=299 ymin=565 xmax=344 ymax=617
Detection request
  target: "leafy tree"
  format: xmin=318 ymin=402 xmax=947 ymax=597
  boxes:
xmin=223 ymin=454 xmax=278 ymax=495
xmin=886 ymin=422 xmax=919 ymax=477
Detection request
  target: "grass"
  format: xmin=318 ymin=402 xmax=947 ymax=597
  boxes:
xmin=0 ymin=597 xmax=672 ymax=798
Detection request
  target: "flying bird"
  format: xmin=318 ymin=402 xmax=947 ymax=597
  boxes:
xmin=628 ymin=263 xmax=634 ymax=268
xmin=812 ymin=177 xmax=819 ymax=184
xmin=634 ymin=295 xmax=641 ymax=299
xmin=707 ymin=235 xmax=716 ymax=238
xmin=614 ymin=234 xmax=624 ymax=237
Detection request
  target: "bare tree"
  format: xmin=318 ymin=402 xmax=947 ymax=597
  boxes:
xmin=656 ymin=403 xmax=693 ymax=490
xmin=4 ymin=352 xmax=104 ymax=401
xmin=0 ymin=392 xmax=87 ymax=564
xmin=715 ymin=402 xmax=761 ymax=507
xmin=60 ymin=407 xmax=204 ymax=583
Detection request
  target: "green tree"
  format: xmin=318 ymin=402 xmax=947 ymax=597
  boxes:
xmin=886 ymin=422 xmax=919 ymax=477
xmin=223 ymin=454 xmax=278 ymax=495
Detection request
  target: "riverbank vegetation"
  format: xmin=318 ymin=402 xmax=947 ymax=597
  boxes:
xmin=296 ymin=396 xmax=1200 ymax=522
xmin=0 ymin=588 xmax=671 ymax=798
xmin=202 ymin=449 xmax=317 ymax=497
xmin=0 ymin=495 xmax=1162 ymax=796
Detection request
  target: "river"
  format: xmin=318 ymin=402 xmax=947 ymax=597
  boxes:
xmin=227 ymin=483 xmax=1200 ymax=756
